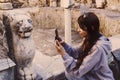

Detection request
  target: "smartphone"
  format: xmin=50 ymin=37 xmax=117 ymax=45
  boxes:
xmin=55 ymin=29 xmax=62 ymax=41
xmin=55 ymin=29 xmax=62 ymax=46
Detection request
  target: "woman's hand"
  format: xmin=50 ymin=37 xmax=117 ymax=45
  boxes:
xmin=55 ymin=40 xmax=66 ymax=57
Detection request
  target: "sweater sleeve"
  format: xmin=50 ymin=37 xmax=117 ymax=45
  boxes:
xmin=62 ymin=45 xmax=102 ymax=78
xmin=62 ymin=43 xmax=80 ymax=59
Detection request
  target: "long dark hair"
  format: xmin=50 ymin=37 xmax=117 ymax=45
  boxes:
xmin=73 ymin=12 xmax=102 ymax=70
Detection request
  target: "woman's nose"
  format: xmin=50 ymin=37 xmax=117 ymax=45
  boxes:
xmin=77 ymin=28 xmax=81 ymax=32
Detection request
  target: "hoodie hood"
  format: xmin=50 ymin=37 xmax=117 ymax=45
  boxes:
xmin=96 ymin=36 xmax=113 ymax=63
xmin=97 ymin=36 xmax=112 ymax=54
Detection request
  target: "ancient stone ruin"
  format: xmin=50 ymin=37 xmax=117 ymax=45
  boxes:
xmin=0 ymin=0 xmax=120 ymax=80
xmin=0 ymin=0 xmax=120 ymax=10
xmin=0 ymin=0 xmax=13 ymax=9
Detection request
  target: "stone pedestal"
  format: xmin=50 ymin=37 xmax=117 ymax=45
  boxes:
xmin=0 ymin=2 xmax=13 ymax=10
xmin=0 ymin=67 xmax=14 ymax=80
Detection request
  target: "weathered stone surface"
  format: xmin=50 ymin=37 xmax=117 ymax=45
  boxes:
xmin=2 ymin=10 xmax=36 ymax=80
xmin=91 ymin=9 xmax=120 ymax=36
xmin=2 ymin=7 xmax=118 ymax=36
xmin=95 ymin=0 xmax=106 ymax=8
xmin=0 ymin=0 xmax=10 ymax=3
xmin=0 ymin=11 xmax=15 ymax=80
xmin=75 ymin=0 xmax=119 ymax=10
xmin=8 ymin=0 xmax=120 ymax=11
xmin=0 ymin=3 xmax=13 ymax=10
xmin=106 ymin=0 xmax=120 ymax=10
xmin=0 ymin=17 xmax=8 ymax=59
xmin=27 ymin=7 xmax=65 ymax=29
xmin=28 ymin=0 xmax=39 ymax=7
xmin=13 ymin=0 xmax=47 ymax=7
xmin=33 ymin=50 xmax=65 ymax=80
xmin=21 ymin=7 xmax=120 ymax=36
xmin=0 ymin=67 xmax=14 ymax=80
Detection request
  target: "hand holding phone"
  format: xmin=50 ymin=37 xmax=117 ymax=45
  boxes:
xmin=55 ymin=40 xmax=66 ymax=56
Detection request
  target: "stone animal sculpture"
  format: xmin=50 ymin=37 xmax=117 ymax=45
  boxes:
xmin=3 ymin=11 xmax=35 ymax=80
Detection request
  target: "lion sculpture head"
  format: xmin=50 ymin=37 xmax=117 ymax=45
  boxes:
xmin=10 ymin=13 xmax=33 ymax=39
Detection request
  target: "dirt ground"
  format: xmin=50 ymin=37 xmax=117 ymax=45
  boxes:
xmin=32 ymin=28 xmax=82 ymax=56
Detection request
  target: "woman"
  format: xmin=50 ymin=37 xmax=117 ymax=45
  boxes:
xmin=55 ymin=12 xmax=114 ymax=80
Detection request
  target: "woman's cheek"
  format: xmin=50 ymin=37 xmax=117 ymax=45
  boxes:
xmin=80 ymin=32 xmax=84 ymax=38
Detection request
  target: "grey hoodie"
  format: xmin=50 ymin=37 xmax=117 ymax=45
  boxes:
xmin=62 ymin=36 xmax=114 ymax=80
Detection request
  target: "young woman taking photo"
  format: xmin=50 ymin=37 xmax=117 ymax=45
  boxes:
xmin=55 ymin=12 xmax=114 ymax=80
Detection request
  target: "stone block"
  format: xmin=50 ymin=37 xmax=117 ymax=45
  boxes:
xmin=92 ymin=9 xmax=120 ymax=36
xmin=107 ymin=0 xmax=120 ymax=9
xmin=0 ymin=67 xmax=14 ymax=80
xmin=0 ymin=3 xmax=13 ymax=10
xmin=0 ymin=0 xmax=10 ymax=3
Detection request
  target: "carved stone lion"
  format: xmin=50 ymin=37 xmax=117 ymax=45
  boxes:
xmin=3 ymin=11 xmax=35 ymax=80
